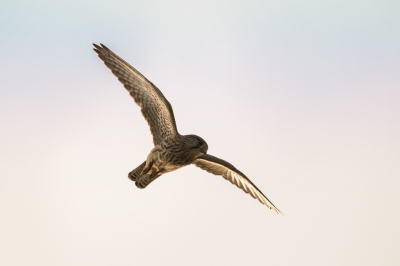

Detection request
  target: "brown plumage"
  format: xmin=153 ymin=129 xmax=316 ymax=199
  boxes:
xmin=93 ymin=43 xmax=280 ymax=213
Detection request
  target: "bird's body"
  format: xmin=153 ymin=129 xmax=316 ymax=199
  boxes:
xmin=93 ymin=43 xmax=280 ymax=213
xmin=131 ymin=134 xmax=208 ymax=188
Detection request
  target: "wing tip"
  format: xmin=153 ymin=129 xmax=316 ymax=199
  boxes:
xmin=270 ymin=205 xmax=283 ymax=215
xmin=92 ymin=43 xmax=111 ymax=56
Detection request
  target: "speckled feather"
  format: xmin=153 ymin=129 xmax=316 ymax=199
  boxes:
xmin=93 ymin=43 xmax=178 ymax=145
xmin=93 ymin=43 xmax=280 ymax=213
xmin=194 ymin=154 xmax=280 ymax=213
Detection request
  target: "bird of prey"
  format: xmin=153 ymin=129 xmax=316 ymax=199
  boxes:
xmin=93 ymin=43 xmax=280 ymax=213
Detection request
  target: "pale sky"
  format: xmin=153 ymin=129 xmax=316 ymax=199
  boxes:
xmin=1 ymin=1 xmax=400 ymax=265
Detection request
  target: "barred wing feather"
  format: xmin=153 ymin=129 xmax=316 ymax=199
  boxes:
xmin=193 ymin=154 xmax=280 ymax=213
xmin=93 ymin=43 xmax=178 ymax=145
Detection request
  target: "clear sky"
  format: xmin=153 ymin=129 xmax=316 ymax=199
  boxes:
xmin=1 ymin=0 xmax=399 ymax=265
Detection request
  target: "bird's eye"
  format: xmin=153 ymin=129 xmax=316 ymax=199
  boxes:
xmin=188 ymin=138 xmax=201 ymax=148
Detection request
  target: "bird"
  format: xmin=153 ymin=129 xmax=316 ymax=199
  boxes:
xmin=93 ymin=43 xmax=280 ymax=213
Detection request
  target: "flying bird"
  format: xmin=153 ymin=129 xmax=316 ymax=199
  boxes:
xmin=93 ymin=43 xmax=280 ymax=213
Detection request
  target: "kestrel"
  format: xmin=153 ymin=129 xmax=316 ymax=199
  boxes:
xmin=93 ymin=43 xmax=280 ymax=213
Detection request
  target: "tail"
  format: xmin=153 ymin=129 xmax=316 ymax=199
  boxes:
xmin=128 ymin=161 xmax=161 ymax=189
xmin=128 ymin=161 xmax=146 ymax=181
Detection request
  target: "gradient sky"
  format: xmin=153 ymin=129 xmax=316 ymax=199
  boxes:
xmin=1 ymin=1 xmax=399 ymax=265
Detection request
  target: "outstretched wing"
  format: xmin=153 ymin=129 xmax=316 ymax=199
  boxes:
xmin=193 ymin=154 xmax=280 ymax=213
xmin=93 ymin=43 xmax=178 ymax=145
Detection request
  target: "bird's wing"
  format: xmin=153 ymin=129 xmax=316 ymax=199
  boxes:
xmin=193 ymin=154 xmax=280 ymax=213
xmin=93 ymin=43 xmax=178 ymax=145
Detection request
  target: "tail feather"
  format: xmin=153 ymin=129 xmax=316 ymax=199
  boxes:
xmin=128 ymin=161 xmax=146 ymax=181
xmin=128 ymin=161 xmax=161 ymax=189
xmin=136 ymin=172 xmax=161 ymax=189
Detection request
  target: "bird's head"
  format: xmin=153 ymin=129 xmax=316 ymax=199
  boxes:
xmin=185 ymin=135 xmax=208 ymax=155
